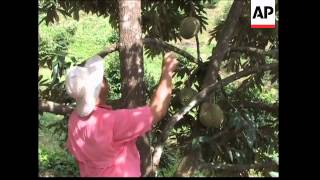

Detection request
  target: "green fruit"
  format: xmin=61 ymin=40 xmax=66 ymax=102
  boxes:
xmin=199 ymin=103 xmax=224 ymax=128
xmin=179 ymin=17 xmax=200 ymax=39
xmin=179 ymin=87 xmax=197 ymax=106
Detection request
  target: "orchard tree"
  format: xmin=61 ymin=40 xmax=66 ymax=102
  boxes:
xmin=39 ymin=0 xmax=278 ymax=177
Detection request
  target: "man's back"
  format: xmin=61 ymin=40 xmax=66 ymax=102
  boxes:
xmin=67 ymin=105 xmax=153 ymax=177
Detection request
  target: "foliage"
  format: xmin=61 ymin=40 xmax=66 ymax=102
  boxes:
xmin=39 ymin=113 xmax=79 ymax=177
xmin=39 ymin=147 xmax=79 ymax=177
xmin=105 ymin=52 xmax=122 ymax=100
xmin=209 ymin=0 xmax=278 ymax=92
xmin=157 ymin=146 xmax=181 ymax=177
xmin=153 ymin=0 xmax=278 ymax=176
xmin=39 ymin=21 xmax=77 ymax=104
xmin=39 ymin=0 xmax=214 ymax=42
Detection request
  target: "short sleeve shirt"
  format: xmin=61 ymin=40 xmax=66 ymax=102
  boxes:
xmin=67 ymin=105 xmax=153 ymax=177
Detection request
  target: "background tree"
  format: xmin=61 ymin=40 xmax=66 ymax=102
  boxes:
xmin=39 ymin=0 xmax=278 ymax=177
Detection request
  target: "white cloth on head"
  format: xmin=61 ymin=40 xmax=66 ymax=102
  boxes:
xmin=65 ymin=55 xmax=104 ymax=117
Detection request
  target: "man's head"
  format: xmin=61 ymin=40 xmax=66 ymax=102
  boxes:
xmin=65 ymin=55 xmax=105 ymax=116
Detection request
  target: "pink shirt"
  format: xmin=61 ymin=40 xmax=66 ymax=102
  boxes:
xmin=67 ymin=105 xmax=153 ymax=177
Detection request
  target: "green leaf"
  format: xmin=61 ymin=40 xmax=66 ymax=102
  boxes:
xmin=47 ymin=59 xmax=53 ymax=70
xmin=39 ymin=78 xmax=49 ymax=86
xmin=70 ymin=56 xmax=77 ymax=63
xmin=269 ymin=171 xmax=279 ymax=177
xmin=57 ymin=8 xmax=71 ymax=18
xmin=39 ymin=75 xmax=43 ymax=82
xmin=52 ymin=63 xmax=59 ymax=83
xmin=175 ymin=81 xmax=183 ymax=87
xmin=192 ymin=138 xmax=200 ymax=150
xmin=58 ymin=56 xmax=65 ymax=76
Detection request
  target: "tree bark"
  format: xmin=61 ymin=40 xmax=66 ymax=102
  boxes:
xmin=118 ymin=0 xmax=145 ymax=107
xmin=118 ymin=0 xmax=151 ymax=176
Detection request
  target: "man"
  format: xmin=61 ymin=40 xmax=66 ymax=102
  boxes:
xmin=65 ymin=52 xmax=178 ymax=177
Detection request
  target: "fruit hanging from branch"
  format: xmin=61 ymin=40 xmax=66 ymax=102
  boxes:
xmin=179 ymin=87 xmax=198 ymax=106
xmin=199 ymin=102 xmax=224 ymax=128
xmin=179 ymin=17 xmax=200 ymax=39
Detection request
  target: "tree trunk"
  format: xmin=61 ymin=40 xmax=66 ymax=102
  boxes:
xmin=118 ymin=0 xmax=151 ymax=176
xmin=118 ymin=0 xmax=145 ymax=106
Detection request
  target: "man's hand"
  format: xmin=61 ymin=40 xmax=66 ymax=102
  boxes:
xmin=162 ymin=52 xmax=179 ymax=77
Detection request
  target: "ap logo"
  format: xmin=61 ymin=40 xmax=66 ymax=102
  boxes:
xmin=251 ymin=0 xmax=275 ymax=28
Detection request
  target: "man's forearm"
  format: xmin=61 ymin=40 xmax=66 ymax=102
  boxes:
xmin=149 ymin=51 xmax=178 ymax=124
xmin=150 ymin=72 xmax=173 ymax=124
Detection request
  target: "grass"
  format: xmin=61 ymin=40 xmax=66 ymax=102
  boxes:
xmin=67 ymin=13 xmax=113 ymax=60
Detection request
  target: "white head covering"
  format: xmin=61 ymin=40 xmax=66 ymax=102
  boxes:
xmin=65 ymin=55 xmax=104 ymax=117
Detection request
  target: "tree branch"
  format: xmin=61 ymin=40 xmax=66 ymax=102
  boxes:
xmin=38 ymin=99 xmax=123 ymax=116
xmin=230 ymin=47 xmax=278 ymax=59
xmin=39 ymin=100 xmax=73 ymax=115
xmin=195 ymin=34 xmax=201 ymax=62
xmin=72 ymin=38 xmax=198 ymax=67
xmin=77 ymin=43 xmax=120 ymax=66
xmin=151 ymin=63 xmax=278 ymax=172
xmin=97 ymin=43 xmax=120 ymax=58
xmin=143 ymin=38 xmax=197 ymax=64
xmin=237 ymin=100 xmax=278 ymax=114
xmin=202 ymin=0 xmax=244 ymax=89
